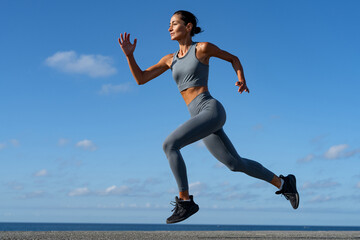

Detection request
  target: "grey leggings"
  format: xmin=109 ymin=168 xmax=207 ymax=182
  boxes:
xmin=163 ymin=92 xmax=275 ymax=192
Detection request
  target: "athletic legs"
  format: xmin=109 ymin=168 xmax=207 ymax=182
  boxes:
xmin=163 ymin=92 xmax=276 ymax=192
xmin=163 ymin=97 xmax=225 ymax=192
xmin=202 ymin=128 xmax=275 ymax=183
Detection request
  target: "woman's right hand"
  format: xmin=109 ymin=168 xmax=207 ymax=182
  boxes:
xmin=118 ymin=32 xmax=137 ymax=57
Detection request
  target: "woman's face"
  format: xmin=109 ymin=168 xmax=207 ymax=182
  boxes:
xmin=168 ymin=14 xmax=191 ymax=40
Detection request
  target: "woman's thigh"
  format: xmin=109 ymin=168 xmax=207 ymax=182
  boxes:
xmin=164 ymin=101 xmax=225 ymax=150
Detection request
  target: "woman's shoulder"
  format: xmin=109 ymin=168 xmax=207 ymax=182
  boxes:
xmin=196 ymin=41 xmax=211 ymax=47
xmin=195 ymin=42 xmax=217 ymax=53
xmin=164 ymin=53 xmax=174 ymax=62
xmin=162 ymin=53 xmax=174 ymax=59
xmin=160 ymin=53 xmax=175 ymax=68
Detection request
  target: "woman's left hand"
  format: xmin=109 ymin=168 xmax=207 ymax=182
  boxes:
xmin=235 ymin=81 xmax=250 ymax=94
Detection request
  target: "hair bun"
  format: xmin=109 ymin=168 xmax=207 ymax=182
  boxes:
xmin=194 ymin=26 xmax=202 ymax=34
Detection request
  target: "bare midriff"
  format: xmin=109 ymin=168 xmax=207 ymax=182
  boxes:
xmin=181 ymin=86 xmax=209 ymax=105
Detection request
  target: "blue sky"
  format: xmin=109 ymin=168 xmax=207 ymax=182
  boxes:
xmin=1 ymin=0 xmax=360 ymax=226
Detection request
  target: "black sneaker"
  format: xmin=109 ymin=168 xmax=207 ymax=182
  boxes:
xmin=275 ymin=174 xmax=300 ymax=209
xmin=166 ymin=195 xmax=199 ymax=224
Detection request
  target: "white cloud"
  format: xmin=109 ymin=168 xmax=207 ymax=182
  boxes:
xmin=34 ymin=169 xmax=48 ymax=177
xmin=10 ymin=139 xmax=19 ymax=147
xmin=93 ymin=202 xmax=166 ymax=210
xmin=20 ymin=190 xmax=46 ymax=199
xmin=101 ymin=185 xmax=130 ymax=195
xmin=45 ymin=51 xmax=117 ymax=78
xmin=6 ymin=181 xmax=24 ymax=191
xmin=297 ymin=154 xmax=315 ymax=163
xmin=323 ymin=144 xmax=360 ymax=160
xmin=189 ymin=181 xmax=207 ymax=196
xmin=68 ymin=187 xmax=90 ymax=197
xmin=324 ymin=144 xmax=349 ymax=159
xmin=309 ymin=195 xmax=332 ymax=203
xmin=298 ymin=144 xmax=360 ymax=163
xmin=99 ymin=83 xmax=131 ymax=95
xmin=69 ymin=185 xmax=130 ymax=197
xmin=302 ymin=179 xmax=340 ymax=190
xmin=58 ymin=138 xmax=69 ymax=146
xmin=0 ymin=139 xmax=20 ymax=150
xmin=105 ymin=185 xmax=117 ymax=193
xmin=76 ymin=139 xmax=97 ymax=151
xmin=0 ymin=143 xmax=6 ymax=150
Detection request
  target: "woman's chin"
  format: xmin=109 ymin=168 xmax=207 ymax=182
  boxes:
xmin=170 ymin=35 xmax=179 ymax=41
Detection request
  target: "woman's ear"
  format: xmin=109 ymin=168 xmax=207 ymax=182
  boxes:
xmin=186 ymin=22 xmax=193 ymax=33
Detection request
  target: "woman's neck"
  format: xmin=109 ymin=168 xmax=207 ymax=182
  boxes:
xmin=177 ymin=38 xmax=193 ymax=56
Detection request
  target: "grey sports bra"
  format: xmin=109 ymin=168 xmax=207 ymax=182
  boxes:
xmin=170 ymin=42 xmax=209 ymax=92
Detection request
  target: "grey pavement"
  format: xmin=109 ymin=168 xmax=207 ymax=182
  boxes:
xmin=1 ymin=231 xmax=360 ymax=240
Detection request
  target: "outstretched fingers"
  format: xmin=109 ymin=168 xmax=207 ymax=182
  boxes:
xmin=119 ymin=33 xmax=124 ymax=45
xmin=118 ymin=32 xmax=138 ymax=56
xmin=123 ymin=32 xmax=128 ymax=42
xmin=118 ymin=36 xmax=122 ymax=46
xmin=119 ymin=32 xmax=137 ymax=45
xmin=119 ymin=32 xmax=134 ymax=44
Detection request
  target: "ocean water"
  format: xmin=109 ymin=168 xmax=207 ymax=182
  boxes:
xmin=1 ymin=223 xmax=360 ymax=231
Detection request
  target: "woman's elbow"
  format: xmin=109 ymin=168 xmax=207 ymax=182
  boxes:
xmin=231 ymin=56 xmax=240 ymax=65
xmin=134 ymin=72 xmax=146 ymax=85
xmin=136 ymin=79 xmax=144 ymax=85
xmin=231 ymin=56 xmax=243 ymax=68
xmin=136 ymin=77 xmax=151 ymax=85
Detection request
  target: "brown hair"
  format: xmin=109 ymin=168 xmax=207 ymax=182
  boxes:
xmin=173 ymin=10 xmax=203 ymax=36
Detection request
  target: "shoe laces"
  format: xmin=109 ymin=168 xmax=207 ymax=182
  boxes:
xmin=170 ymin=201 xmax=184 ymax=213
xmin=170 ymin=201 xmax=177 ymax=212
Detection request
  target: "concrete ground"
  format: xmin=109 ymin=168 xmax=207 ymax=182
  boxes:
xmin=1 ymin=231 xmax=360 ymax=240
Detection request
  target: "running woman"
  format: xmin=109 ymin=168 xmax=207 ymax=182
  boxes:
xmin=118 ymin=10 xmax=299 ymax=224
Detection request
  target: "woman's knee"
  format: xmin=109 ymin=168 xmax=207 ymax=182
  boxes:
xmin=224 ymin=158 xmax=246 ymax=172
xmin=226 ymin=163 xmax=240 ymax=172
xmin=163 ymin=137 xmax=177 ymax=154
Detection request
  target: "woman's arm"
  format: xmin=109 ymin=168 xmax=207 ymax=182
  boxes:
xmin=198 ymin=42 xmax=249 ymax=93
xmin=118 ymin=32 xmax=171 ymax=85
